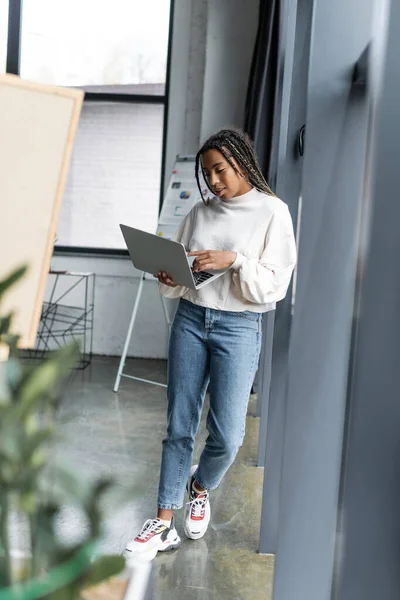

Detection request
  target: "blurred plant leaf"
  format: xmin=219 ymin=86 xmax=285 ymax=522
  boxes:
xmin=79 ymin=555 xmax=125 ymax=591
xmin=22 ymin=428 xmax=54 ymax=461
xmin=0 ymin=266 xmax=127 ymax=595
xmin=1 ymin=334 xmax=20 ymax=358
xmin=84 ymin=479 xmax=114 ymax=539
xmin=0 ymin=265 xmax=27 ymax=301
xmin=18 ymin=491 xmax=37 ymax=514
xmin=0 ymin=314 xmax=12 ymax=336
xmin=39 ymin=463 xmax=91 ymax=507
xmin=5 ymin=357 xmax=24 ymax=394
xmin=17 ymin=344 xmax=79 ymax=417
xmin=44 ymin=588 xmax=73 ymax=600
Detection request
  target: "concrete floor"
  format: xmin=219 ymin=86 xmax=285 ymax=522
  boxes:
xmin=56 ymin=356 xmax=274 ymax=600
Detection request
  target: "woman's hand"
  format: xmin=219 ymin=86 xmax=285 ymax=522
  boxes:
xmin=187 ymin=250 xmax=237 ymax=272
xmin=153 ymin=271 xmax=177 ymax=287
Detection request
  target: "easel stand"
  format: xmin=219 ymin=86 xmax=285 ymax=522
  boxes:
xmin=113 ymin=273 xmax=172 ymax=392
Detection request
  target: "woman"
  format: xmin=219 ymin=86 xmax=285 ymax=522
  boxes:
xmin=124 ymin=127 xmax=297 ymax=561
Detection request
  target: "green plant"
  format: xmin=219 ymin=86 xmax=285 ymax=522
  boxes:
xmin=0 ymin=266 xmax=125 ymax=599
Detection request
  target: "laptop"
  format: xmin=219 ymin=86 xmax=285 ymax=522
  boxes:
xmin=120 ymin=224 xmax=229 ymax=290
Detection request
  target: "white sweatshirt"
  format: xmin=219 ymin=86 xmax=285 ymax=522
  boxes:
xmin=159 ymin=188 xmax=297 ymax=313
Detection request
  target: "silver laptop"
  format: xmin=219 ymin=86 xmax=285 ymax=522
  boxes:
xmin=120 ymin=224 xmax=229 ymax=290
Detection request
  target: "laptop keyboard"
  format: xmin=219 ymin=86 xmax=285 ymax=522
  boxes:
xmin=192 ymin=270 xmax=214 ymax=285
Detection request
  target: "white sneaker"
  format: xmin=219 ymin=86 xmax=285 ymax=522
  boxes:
xmin=123 ymin=517 xmax=181 ymax=562
xmin=183 ymin=465 xmax=211 ymax=540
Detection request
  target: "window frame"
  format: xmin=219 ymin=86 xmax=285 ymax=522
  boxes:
xmin=6 ymin=0 xmax=175 ymax=256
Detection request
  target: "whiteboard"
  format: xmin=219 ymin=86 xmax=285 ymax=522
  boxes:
xmin=156 ymin=156 xmax=206 ymax=239
xmin=0 ymin=75 xmax=84 ymax=348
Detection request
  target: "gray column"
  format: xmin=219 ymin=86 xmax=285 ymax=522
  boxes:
xmin=334 ymin=1 xmax=400 ymax=598
xmin=255 ymin=311 xmax=274 ymax=454
xmin=258 ymin=0 xmax=313 ymax=553
xmin=272 ymin=0 xmax=375 ymax=597
xmin=256 ymin=0 xmax=300 ymax=472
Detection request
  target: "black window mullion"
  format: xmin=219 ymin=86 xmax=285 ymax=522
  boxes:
xmin=6 ymin=0 xmax=22 ymax=75
xmin=83 ymin=92 xmax=166 ymax=104
xmin=158 ymin=0 xmax=175 ymax=215
xmin=54 ymin=246 xmax=129 ymax=258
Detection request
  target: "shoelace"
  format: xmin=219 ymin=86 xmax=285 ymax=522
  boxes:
xmin=136 ymin=518 xmax=163 ymax=541
xmin=187 ymin=490 xmax=209 ymax=518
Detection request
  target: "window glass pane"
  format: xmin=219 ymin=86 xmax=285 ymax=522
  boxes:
xmin=57 ymin=102 xmax=163 ymax=249
xmin=20 ymin=0 xmax=170 ymax=93
xmin=0 ymin=0 xmax=8 ymax=74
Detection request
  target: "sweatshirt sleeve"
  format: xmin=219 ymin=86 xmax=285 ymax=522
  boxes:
xmin=158 ymin=209 xmax=195 ymax=299
xmin=231 ymin=204 xmax=297 ymax=305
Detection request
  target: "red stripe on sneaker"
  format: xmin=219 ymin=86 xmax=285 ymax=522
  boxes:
xmin=134 ymin=528 xmax=165 ymax=543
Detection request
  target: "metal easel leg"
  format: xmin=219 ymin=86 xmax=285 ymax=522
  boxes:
xmin=113 ymin=274 xmax=172 ymax=392
xmin=113 ymin=272 xmax=145 ymax=392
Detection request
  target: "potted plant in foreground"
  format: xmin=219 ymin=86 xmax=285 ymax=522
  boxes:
xmin=0 ymin=266 xmax=125 ymax=599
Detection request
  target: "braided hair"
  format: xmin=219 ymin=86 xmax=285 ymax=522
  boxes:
xmin=195 ymin=127 xmax=274 ymax=205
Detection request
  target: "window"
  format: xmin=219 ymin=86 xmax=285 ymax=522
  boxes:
xmin=20 ymin=0 xmax=170 ymax=93
xmin=0 ymin=0 xmax=8 ymax=73
xmin=2 ymin=0 xmax=174 ymax=251
xmin=57 ymin=102 xmax=164 ymax=249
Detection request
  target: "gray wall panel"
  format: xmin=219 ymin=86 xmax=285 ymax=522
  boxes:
xmin=335 ymin=1 xmax=400 ymax=598
xmin=272 ymin=0 xmax=375 ymax=597
xmin=259 ymin=0 xmax=313 ymax=554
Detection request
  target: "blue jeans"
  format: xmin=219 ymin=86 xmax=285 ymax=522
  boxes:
xmin=158 ymin=299 xmax=262 ymax=510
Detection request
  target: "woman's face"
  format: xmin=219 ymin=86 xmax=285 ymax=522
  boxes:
xmin=201 ymin=149 xmax=252 ymax=200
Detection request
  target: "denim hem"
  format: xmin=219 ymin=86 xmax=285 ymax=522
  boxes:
xmin=194 ymin=474 xmax=218 ymax=492
xmin=158 ymin=503 xmax=183 ymax=511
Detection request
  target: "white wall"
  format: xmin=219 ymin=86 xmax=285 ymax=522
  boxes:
xmin=163 ymin=0 xmax=208 ymax=192
xmin=50 ymin=0 xmax=259 ymax=359
xmin=201 ymin=0 xmax=259 ymax=140
xmin=48 ymin=254 xmax=172 ymax=358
